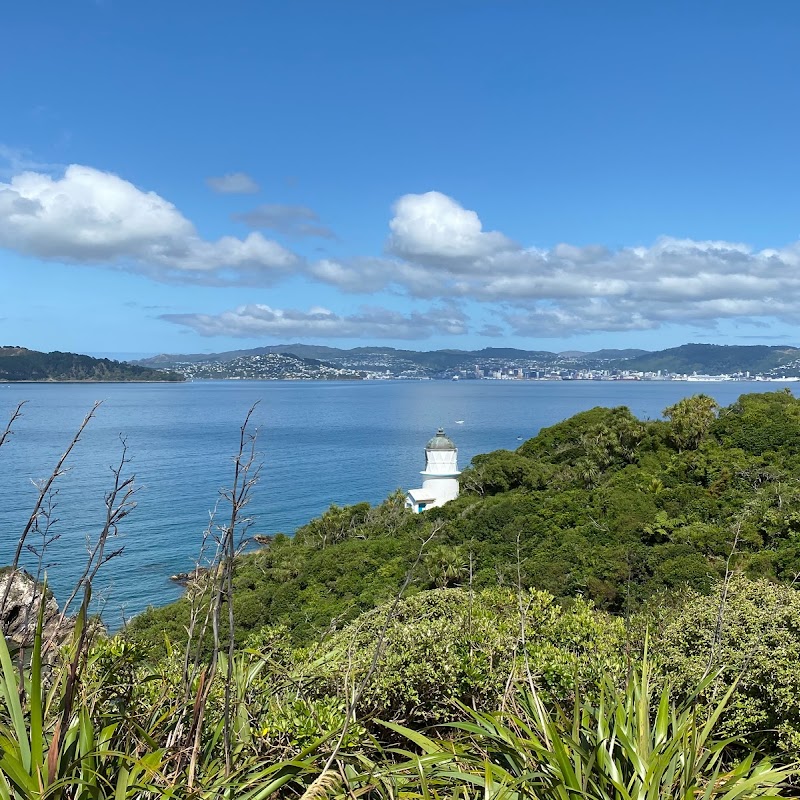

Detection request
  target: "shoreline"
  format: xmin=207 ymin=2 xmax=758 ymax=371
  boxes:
xmin=4 ymin=377 xmax=800 ymax=385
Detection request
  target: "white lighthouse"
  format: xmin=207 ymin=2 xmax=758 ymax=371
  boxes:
xmin=405 ymin=428 xmax=461 ymax=513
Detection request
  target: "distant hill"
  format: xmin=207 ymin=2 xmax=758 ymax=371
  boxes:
xmin=132 ymin=341 xmax=800 ymax=379
xmin=133 ymin=344 xmax=649 ymax=370
xmin=0 ymin=347 xmax=185 ymax=382
xmin=614 ymin=343 xmax=800 ymax=375
xmin=583 ymin=348 xmax=650 ymax=361
xmin=135 ymin=343 xmax=350 ymax=365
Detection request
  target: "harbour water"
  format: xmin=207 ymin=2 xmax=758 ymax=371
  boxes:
xmin=0 ymin=379 xmax=794 ymax=624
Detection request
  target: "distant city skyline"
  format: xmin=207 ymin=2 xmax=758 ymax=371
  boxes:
xmin=3 ymin=1 xmax=800 ymax=354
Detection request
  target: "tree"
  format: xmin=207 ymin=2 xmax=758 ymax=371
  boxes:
xmin=663 ymin=394 xmax=719 ymax=451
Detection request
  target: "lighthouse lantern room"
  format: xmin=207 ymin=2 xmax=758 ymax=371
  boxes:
xmin=406 ymin=428 xmax=461 ymax=513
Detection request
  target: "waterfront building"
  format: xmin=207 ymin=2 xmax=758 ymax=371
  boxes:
xmin=405 ymin=428 xmax=461 ymax=513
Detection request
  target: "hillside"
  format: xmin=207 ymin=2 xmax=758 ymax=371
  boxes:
xmin=0 ymin=346 xmax=184 ymax=382
xmin=615 ymin=343 xmax=800 ymax=374
xmin=7 ymin=389 xmax=800 ymax=794
xmin=129 ymin=389 xmax=800 ymax=649
xmin=176 ymin=351 xmax=364 ymax=380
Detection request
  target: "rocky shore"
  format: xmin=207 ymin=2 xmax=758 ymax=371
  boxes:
xmin=0 ymin=567 xmax=75 ymax=647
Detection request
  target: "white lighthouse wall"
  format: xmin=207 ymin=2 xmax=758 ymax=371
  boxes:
xmin=421 ymin=475 xmax=460 ymax=505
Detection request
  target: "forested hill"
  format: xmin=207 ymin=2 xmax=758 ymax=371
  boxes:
xmin=615 ymin=343 xmax=800 ymax=374
xmin=0 ymin=346 xmax=184 ymax=382
xmin=130 ymin=389 xmax=800 ymax=648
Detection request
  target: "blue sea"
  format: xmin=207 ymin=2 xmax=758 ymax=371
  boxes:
xmin=0 ymin=379 xmax=793 ymax=624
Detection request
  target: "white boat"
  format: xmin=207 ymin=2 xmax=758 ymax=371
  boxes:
xmin=455 ymin=420 xmax=464 ymax=424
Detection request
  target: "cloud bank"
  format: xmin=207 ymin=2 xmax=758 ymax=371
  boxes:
xmin=162 ymin=303 xmax=468 ymax=340
xmin=2 ymin=163 xmax=799 ymax=339
xmin=313 ymin=192 xmax=800 ymax=336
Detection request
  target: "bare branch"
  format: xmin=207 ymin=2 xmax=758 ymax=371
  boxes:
xmin=704 ymin=519 xmax=741 ymax=678
xmin=1 ymin=401 xmax=102 ymax=618
xmin=185 ymin=402 xmax=262 ymax=784
xmin=45 ymin=434 xmax=136 ymax=655
xmin=0 ymin=401 xmax=25 ymax=451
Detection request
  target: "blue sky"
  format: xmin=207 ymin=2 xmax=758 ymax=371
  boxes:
xmin=2 ymin=1 xmax=800 ymax=357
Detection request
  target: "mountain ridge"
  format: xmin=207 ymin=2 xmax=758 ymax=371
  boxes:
xmin=133 ymin=344 xmax=651 ymax=367
xmin=132 ymin=342 xmax=800 ymax=377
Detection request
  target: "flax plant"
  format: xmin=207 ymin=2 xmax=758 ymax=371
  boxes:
xmin=0 ymin=589 xmax=167 ymax=799
xmin=378 ymin=655 xmax=793 ymax=800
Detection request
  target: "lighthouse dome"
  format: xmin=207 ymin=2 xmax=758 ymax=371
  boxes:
xmin=426 ymin=428 xmax=456 ymax=450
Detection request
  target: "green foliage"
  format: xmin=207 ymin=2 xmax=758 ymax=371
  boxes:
xmin=663 ymin=393 xmax=719 ymax=451
xmin=654 ymin=575 xmax=800 ymax=751
xmin=131 ymin=390 xmax=800 ymax=664
xmin=0 ymin=595 xmax=169 ymax=799
xmin=712 ymin=390 xmax=800 ymax=454
xmin=308 ymin=587 xmax=627 ymax=725
xmin=463 ymin=450 xmax=549 ymax=495
xmin=386 ymin=654 xmax=793 ymax=799
xmin=12 ymin=390 xmax=800 ymax=797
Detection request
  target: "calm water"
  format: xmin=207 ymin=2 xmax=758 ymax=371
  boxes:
xmin=0 ymin=379 xmax=793 ymax=623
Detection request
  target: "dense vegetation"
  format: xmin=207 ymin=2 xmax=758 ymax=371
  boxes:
xmin=4 ymin=390 xmax=800 ymax=797
xmin=0 ymin=346 xmax=184 ymax=381
xmin=132 ymin=389 xmax=800 ymax=646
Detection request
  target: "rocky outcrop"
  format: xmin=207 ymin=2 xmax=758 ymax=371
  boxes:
xmin=0 ymin=568 xmax=73 ymax=647
xmin=170 ymin=566 xmax=209 ymax=585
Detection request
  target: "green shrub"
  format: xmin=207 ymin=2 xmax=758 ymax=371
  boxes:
xmin=307 ymin=587 xmax=627 ymax=724
xmin=654 ymin=575 xmax=800 ymax=750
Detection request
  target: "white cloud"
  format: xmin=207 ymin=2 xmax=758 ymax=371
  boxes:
xmin=205 ymin=172 xmax=260 ymax=194
xmin=388 ymin=191 xmax=514 ymax=263
xmin=0 ymin=165 xmax=299 ymax=284
xmin=161 ymin=303 xmax=469 ymax=340
xmin=4 ymin=161 xmax=800 ymax=340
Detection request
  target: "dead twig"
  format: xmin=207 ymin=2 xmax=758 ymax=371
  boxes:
xmin=0 ymin=401 xmax=25 ymax=451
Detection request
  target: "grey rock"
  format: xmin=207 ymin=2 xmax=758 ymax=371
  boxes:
xmin=0 ymin=568 xmax=73 ymax=647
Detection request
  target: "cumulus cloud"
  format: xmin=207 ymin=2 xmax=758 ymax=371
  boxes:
xmin=0 ymin=165 xmax=299 ymax=284
xmin=296 ymin=187 xmax=800 ymax=336
xmin=161 ymin=303 xmax=469 ymax=340
xmin=205 ymin=172 xmax=260 ymax=194
xmin=388 ymin=191 xmax=515 ymax=263
xmin=233 ymin=204 xmax=336 ymax=239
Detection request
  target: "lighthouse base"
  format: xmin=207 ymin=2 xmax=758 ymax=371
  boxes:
xmin=405 ymin=475 xmax=460 ymax=513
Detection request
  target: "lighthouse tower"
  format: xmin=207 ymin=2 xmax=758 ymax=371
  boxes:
xmin=405 ymin=428 xmax=461 ymax=513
